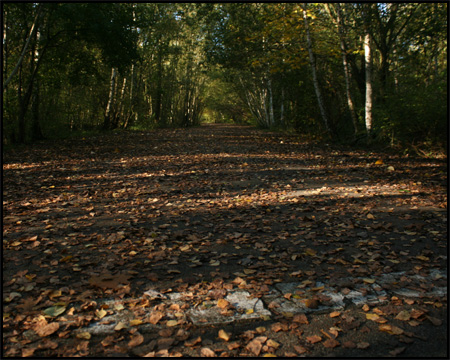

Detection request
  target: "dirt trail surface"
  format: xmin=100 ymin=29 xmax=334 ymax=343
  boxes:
xmin=3 ymin=124 xmax=448 ymax=357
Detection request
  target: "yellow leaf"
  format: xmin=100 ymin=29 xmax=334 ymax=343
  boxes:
xmin=416 ymin=255 xmax=429 ymax=261
xmin=217 ymin=299 xmax=230 ymax=309
xmin=366 ymin=313 xmax=387 ymax=323
xmin=363 ymin=278 xmax=376 ymax=284
xmin=245 ymin=309 xmax=254 ymax=315
xmin=95 ymin=308 xmax=107 ymax=319
xmin=218 ymin=329 xmax=231 ymax=342
xmin=375 ymin=159 xmax=384 ymax=165
xmin=130 ymin=319 xmax=143 ymax=326
xmin=76 ymin=332 xmax=91 ymax=339
xmin=60 ymin=255 xmax=73 ymax=263
xmin=114 ymin=322 xmax=127 ymax=331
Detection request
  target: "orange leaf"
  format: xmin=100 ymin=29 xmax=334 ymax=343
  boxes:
xmin=306 ymin=335 xmax=322 ymax=344
xmin=128 ymin=333 xmax=144 ymax=347
xmin=217 ymin=299 xmax=230 ymax=309
xmin=149 ymin=311 xmax=164 ymax=325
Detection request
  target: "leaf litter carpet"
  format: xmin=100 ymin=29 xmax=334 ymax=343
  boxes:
xmin=3 ymin=124 xmax=447 ymax=357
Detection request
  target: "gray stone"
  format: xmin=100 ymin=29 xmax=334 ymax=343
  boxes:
xmin=187 ymin=290 xmax=271 ymax=326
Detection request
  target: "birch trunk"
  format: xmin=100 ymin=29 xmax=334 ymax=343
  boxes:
xmin=3 ymin=4 xmax=42 ymax=90
xmin=104 ymin=67 xmax=117 ymax=130
xmin=364 ymin=33 xmax=372 ymax=138
xmin=302 ymin=4 xmax=331 ymax=135
xmin=364 ymin=33 xmax=373 ymax=138
xmin=335 ymin=3 xmax=358 ymax=134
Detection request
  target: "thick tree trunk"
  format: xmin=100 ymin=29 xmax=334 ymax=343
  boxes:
xmin=302 ymin=4 xmax=331 ymax=135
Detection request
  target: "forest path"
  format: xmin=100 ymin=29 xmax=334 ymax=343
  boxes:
xmin=3 ymin=124 xmax=447 ymax=357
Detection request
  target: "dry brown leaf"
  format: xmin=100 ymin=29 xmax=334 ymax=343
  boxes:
xmin=329 ymin=311 xmax=341 ymax=318
xmin=293 ymin=313 xmax=309 ymax=324
xmin=149 ymin=310 xmax=164 ymax=325
xmin=227 ymin=342 xmax=240 ymax=351
xmin=22 ymin=347 xmax=37 ymax=357
xmin=246 ymin=338 xmax=263 ymax=356
xmin=395 ymin=310 xmax=411 ymax=321
xmin=218 ymin=329 xmax=231 ymax=342
xmin=35 ymin=322 xmax=60 ymax=337
xmin=306 ymin=335 xmax=322 ymax=344
xmin=389 ymin=347 xmax=406 ymax=356
xmin=356 ymin=342 xmax=370 ymax=349
xmin=323 ymin=338 xmax=339 ymax=348
xmin=379 ymin=324 xmax=404 ymax=335
xmin=266 ymin=339 xmax=280 ymax=349
xmin=294 ymin=345 xmax=308 ymax=354
xmin=128 ymin=333 xmax=144 ymax=347
xmin=366 ymin=313 xmax=388 ymax=323
xmin=217 ymin=298 xmax=230 ymax=309
xmin=426 ymin=316 xmax=442 ymax=326
xmin=302 ymin=299 xmax=319 ymax=309
xmin=200 ymin=347 xmax=216 ymax=357
xmin=185 ymin=336 xmax=202 ymax=347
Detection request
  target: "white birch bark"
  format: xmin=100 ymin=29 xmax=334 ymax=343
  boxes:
xmin=364 ymin=32 xmax=373 ymax=137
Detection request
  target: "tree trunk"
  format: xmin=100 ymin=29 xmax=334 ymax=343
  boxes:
xmin=3 ymin=4 xmax=42 ymax=91
xmin=104 ymin=67 xmax=117 ymax=130
xmin=364 ymin=32 xmax=373 ymax=139
xmin=335 ymin=3 xmax=358 ymax=134
xmin=302 ymin=4 xmax=331 ymax=135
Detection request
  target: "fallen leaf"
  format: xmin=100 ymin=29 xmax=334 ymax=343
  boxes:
xmin=362 ymin=278 xmax=375 ymax=284
xmin=149 ymin=311 xmax=164 ymax=324
xmin=426 ymin=316 xmax=442 ymax=326
xmin=114 ymin=322 xmax=127 ymax=331
xmin=329 ymin=311 xmax=341 ymax=318
xmin=128 ymin=333 xmax=144 ymax=347
xmin=389 ymin=347 xmax=406 ymax=356
xmin=166 ymin=320 xmax=178 ymax=327
xmin=246 ymin=338 xmax=264 ymax=356
xmin=130 ymin=319 xmax=144 ymax=326
xmin=302 ymin=299 xmax=319 ymax=309
xmin=76 ymin=332 xmax=91 ymax=340
xmin=227 ymin=342 xmax=240 ymax=351
xmin=395 ymin=310 xmax=411 ymax=321
xmin=22 ymin=347 xmax=37 ymax=357
xmin=294 ymin=345 xmax=308 ymax=354
xmin=35 ymin=322 xmax=60 ymax=337
xmin=217 ymin=299 xmax=230 ymax=309
xmin=293 ymin=313 xmax=309 ymax=324
xmin=266 ymin=339 xmax=280 ymax=349
xmin=185 ymin=336 xmax=202 ymax=347
xmin=43 ymin=305 xmax=66 ymax=317
xmin=323 ymin=338 xmax=339 ymax=348
xmin=218 ymin=329 xmax=231 ymax=342
xmin=366 ymin=313 xmax=388 ymax=323
xmin=379 ymin=324 xmax=404 ymax=335
xmin=200 ymin=347 xmax=216 ymax=357
xmin=356 ymin=342 xmax=370 ymax=349
xmin=95 ymin=308 xmax=107 ymax=319
xmin=306 ymin=335 xmax=322 ymax=344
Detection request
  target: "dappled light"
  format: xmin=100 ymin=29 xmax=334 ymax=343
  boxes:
xmin=3 ymin=124 xmax=447 ymax=357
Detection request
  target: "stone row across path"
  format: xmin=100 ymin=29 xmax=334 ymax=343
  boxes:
xmin=73 ymin=268 xmax=447 ymax=335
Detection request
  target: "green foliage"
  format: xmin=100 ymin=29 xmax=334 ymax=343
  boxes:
xmin=2 ymin=3 xmax=447 ymax=152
